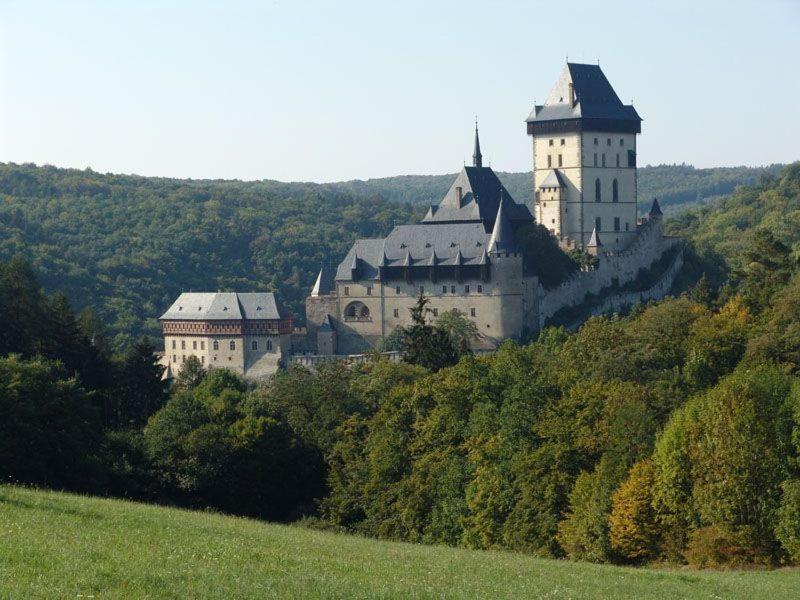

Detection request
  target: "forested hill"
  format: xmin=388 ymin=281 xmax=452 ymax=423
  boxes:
xmin=325 ymin=164 xmax=784 ymax=214
xmin=0 ymin=161 xmax=790 ymax=348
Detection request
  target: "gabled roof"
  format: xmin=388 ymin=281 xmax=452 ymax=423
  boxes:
xmin=488 ymin=198 xmax=517 ymax=253
xmin=526 ymin=63 xmax=641 ymax=124
xmin=422 ymin=166 xmax=532 ymax=225
xmin=160 ymin=292 xmax=286 ymax=321
xmin=539 ymin=169 xmax=566 ymax=189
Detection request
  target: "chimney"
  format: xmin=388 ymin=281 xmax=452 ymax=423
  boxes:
xmin=456 ymin=186 xmax=463 ymax=207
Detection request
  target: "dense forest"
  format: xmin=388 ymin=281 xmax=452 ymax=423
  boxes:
xmin=0 ymin=162 xmax=781 ymax=348
xmin=3 ymin=163 xmax=800 ymax=569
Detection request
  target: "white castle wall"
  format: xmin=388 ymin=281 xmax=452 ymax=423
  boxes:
xmin=533 ymin=217 xmax=680 ymax=330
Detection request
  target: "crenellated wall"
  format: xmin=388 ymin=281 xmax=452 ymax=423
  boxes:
xmin=532 ymin=217 xmax=680 ymax=330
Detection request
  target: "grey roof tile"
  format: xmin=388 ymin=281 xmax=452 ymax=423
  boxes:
xmin=161 ymin=292 xmax=286 ymax=321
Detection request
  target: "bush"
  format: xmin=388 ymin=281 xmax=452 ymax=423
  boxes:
xmin=776 ymin=479 xmax=800 ymax=562
xmin=609 ymin=460 xmax=661 ymax=563
xmin=684 ymin=525 xmax=772 ymax=568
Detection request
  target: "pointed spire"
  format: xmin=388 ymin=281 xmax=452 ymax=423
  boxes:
xmin=587 ymin=226 xmax=603 ymax=248
xmin=472 ymin=117 xmax=482 ymax=168
xmin=349 ymin=252 xmax=359 ymax=271
xmin=649 ymin=197 xmax=663 ymax=218
xmin=311 ymin=265 xmax=332 ymax=296
xmin=488 ymin=197 xmax=516 ymax=253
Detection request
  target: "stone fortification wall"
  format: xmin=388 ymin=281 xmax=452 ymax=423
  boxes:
xmin=561 ymin=248 xmax=684 ymax=330
xmin=534 ymin=218 xmax=680 ymax=330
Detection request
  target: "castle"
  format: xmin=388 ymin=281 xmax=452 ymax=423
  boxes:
xmin=160 ymin=62 xmax=682 ymax=376
xmin=304 ymin=62 xmax=681 ymax=356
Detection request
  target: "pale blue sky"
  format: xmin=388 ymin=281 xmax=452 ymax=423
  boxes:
xmin=1 ymin=0 xmax=798 ymax=182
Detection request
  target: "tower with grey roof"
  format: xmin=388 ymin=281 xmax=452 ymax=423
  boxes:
xmin=527 ymin=62 xmax=642 ymax=252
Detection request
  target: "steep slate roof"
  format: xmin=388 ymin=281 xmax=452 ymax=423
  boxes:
xmin=488 ymin=199 xmax=517 ymax=253
xmin=311 ymin=265 xmax=334 ymax=296
xmin=539 ymin=169 xmax=566 ymax=189
xmin=335 ymin=222 xmax=492 ymax=281
xmin=422 ymin=166 xmax=532 ymax=225
xmin=526 ymin=63 xmax=641 ymax=124
xmin=649 ymin=197 xmax=663 ymax=217
xmin=160 ymin=292 xmax=286 ymax=321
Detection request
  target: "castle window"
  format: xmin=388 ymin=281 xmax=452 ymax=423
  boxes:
xmin=432 ymin=308 xmax=438 ymax=317
xmin=465 ymin=285 xmax=470 ymax=293
xmin=620 ymin=138 xmax=624 ymax=146
xmin=547 ymin=155 xmax=552 ymax=168
xmin=594 ymin=137 xmax=598 ymax=145
xmin=181 ymin=340 xmax=186 ymax=350
xmin=607 ymin=138 xmax=611 ymax=146
xmin=628 ymin=150 xmax=636 ymax=167
xmin=548 ymin=139 xmax=554 ymax=146
xmin=230 ymin=341 xmax=236 ymax=351
xmin=602 ymin=154 xmax=606 ymax=167
xmin=366 ymin=286 xmax=372 ymax=296
xmin=560 ymin=138 xmax=565 ymax=146
xmin=173 ymin=354 xmax=176 ymax=363
xmin=442 ymin=285 xmax=447 ymax=294
xmin=595 ymin=217 xmax=602 ymax=232
xmin=477 ymin=285 xmax=483 ymax=293
xmin=451 ymin=285 xmax=456 ymax=293
xmin=625 ymin=222 xmax=630 ymax=231
xmin=201 ymin=356 xmax=205 ymax=364
xmin=201 ymin=341 xmax=205 ymax=350
xmin=552 ymin=219 xmax=555 ymax=224
xmin=393 ymin=308 xmax=399 ymax=318
xmin=345 ymin=301 xmax=370 ymax=321
xmin=193 ymin=341 xmax=197 ymax=350
xmin=396 ymin=286 xmax=401 ymax=294
xmin=344 ymin=286 xmax=350 ymax=296
xmin=614 ymin=217 xmax=620 ymax=232
xmin=612 ymin=179 xmax=619 ymax=202
xmin=213 ymin=340 xmax=219 ymax=350
xmin=595 ymin=178 xmax=601 ymax=202
xmin=182 ymin=355 xmax=185 ymax=362
xmin=616 ymin=154 xmax=620 ymax=167
xmin=267 ymin=339 xmax=272 ymax=351
xmin=252 ymin=340 xmax=258 ymax=350
xmin=558 ymin=154 xmax=563 ymax=167
xmin=593 ymin=153 xmax=597 ymax=167
xmin=171 ymin=340 xmax=175 ymax=350
xmin=470 ymin=308 xmax=476 ymax=317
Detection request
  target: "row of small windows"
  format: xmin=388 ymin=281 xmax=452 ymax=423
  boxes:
xmin=594 ymin=178 xmax=620 ymax=202
xmin=548 ymin=138 xmax=566 ymax=147
xmin=345 ymin=284 xmax=486 ymax=296
xmin=594 ymin=137 xmax=625 ymax=147
xmin=170 ymin=339 xmax=272 ymax=352
xmin=546 ymin=155 xmax=563 ymax=168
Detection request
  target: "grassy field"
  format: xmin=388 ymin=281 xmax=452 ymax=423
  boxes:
xmin=0 ymin=486 xmax=797 ymax=599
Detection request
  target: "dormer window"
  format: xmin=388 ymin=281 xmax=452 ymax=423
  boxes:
xmin=425 ymin=243 xmax=431 ymax=248
xmin=178 ymin=306 xmax=183 ymax=311
xmin=198 ymin=307 xmax=202 ymax=311
xmin=400 ymin=243 xmax=407 ymax=248
xmin=256 ymin=306 xmax=262 ymax=311
xmin=223 ymin=306 xmax=228 ymax=311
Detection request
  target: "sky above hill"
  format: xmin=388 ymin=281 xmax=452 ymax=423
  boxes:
xmin=1 ymin=0 xmax=798 ymax=183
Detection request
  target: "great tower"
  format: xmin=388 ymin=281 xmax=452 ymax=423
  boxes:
xmin=527 ymin=63 xmax=641 ymax=252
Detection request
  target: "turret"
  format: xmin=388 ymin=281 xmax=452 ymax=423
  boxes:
xmin=488 ymin=196 xmax=516 ymax=255
xmin=472 ymin=120 xmax=483 ymax=168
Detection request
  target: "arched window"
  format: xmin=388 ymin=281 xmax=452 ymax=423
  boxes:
xmin=213 ymin=340 xmax=219 ymax=351
xmin=612 ymin=179 xmax=619 ymax=203
xmin=266 ymin=339 xmax=273 ymax=351
xmin=251 ymin=340 xmax=258 ymax=350
xmin=595 ymin=178 xmax=601 ymax=202
xmin=229 ymin=340 xmax=236 ymax=351
xmin=345 ymin=301 xmax=370 ymax=320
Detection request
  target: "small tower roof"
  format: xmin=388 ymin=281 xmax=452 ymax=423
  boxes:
xmin=319 ymin=313 xmax=334 ymax=331
xmin=587 ymin=226 xmax=603 ymax=247
xmin=649 ymin=197 xmax=663 ymax=217
xmin=311 ymin=265 xmax=334 ymax=296
xmin=426 ymin=248 xmax=438 ymax=267
xmin=488 ymin=197 xmax=516 ymax=253
xmin=472 ymin=120 xmax=483 ymax=168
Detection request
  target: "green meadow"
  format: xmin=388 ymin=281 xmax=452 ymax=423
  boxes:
xmin=0 ymin=486 xmax=797 ymax=599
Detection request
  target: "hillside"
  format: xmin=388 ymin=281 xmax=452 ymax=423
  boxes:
xmin=1 ymin=486 xmax=795 ymax=599
xmin=0 ymin=162 xmax=786 ymax=347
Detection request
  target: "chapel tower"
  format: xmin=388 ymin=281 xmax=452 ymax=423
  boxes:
xmin=526 ymin=63 xmax=642 ymax=251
